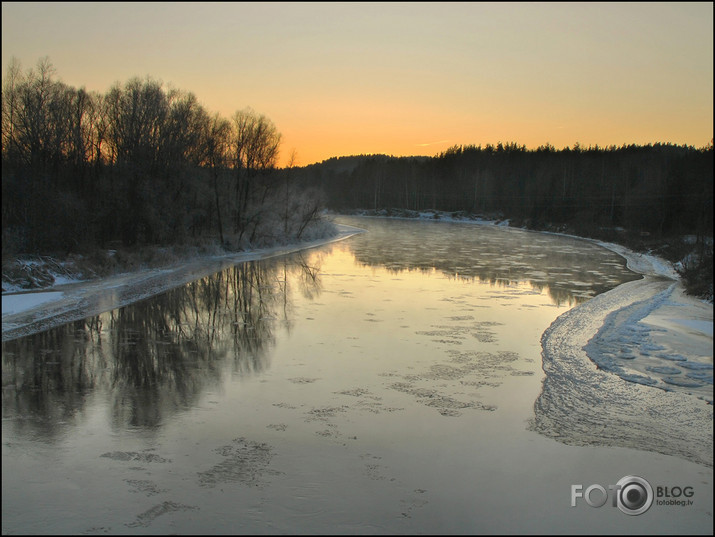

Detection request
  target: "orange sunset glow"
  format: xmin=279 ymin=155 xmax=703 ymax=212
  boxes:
xmin=2 ymin=2 xmax=713 ymax=167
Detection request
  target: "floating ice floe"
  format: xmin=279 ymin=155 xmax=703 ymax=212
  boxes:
xmin=677 ymin=361 xmax=713 ymax=371
xmin=658 ymin=353 xmax=688 ymax=361
xmin=639 ymin=342 xmax=667 ymax=353
xmin=662 ymin=376 xmax=706 ymax=388
xmin=617 ymin=373 xmax=658 ymax=386
xmin=686 ymin=372 xmax=713 ymax=384
xmin=646 ymin=366 xmax=682 ymax=375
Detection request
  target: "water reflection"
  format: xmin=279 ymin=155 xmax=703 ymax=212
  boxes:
xmin=2 ymin=218 xmax=639 ymax=440
xmin=339 ymin=216 xmax=640 ymax=306
xmin=2 ymin=256 xmax=321 ymax=436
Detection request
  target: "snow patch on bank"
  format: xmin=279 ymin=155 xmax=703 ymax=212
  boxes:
xmin=2 ymin=291 xmax=65 ymax=315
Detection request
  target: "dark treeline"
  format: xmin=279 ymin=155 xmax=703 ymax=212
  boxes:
xmin=298 ymin=142 xmax=713 ymax=240
xmin=2 ymin=57 xmax=326 ymax=257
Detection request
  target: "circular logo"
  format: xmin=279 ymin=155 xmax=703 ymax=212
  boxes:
xmin=616 ymin=475 xmax=653 ymax=515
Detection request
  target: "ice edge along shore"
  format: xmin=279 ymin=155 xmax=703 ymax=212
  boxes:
xmin=534 ymin=237 xmax=712 ymax=468
xmin=1 ymin=224 xmax=366 ymax=342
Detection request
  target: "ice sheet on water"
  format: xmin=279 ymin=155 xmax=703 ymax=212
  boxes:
xmin=534 ymin=271 xmax=713 ymax=467
xmin=581 ymin=279 xmax=713 ymax=399
xmin=671 ymin=318 xmax=714 ymax=337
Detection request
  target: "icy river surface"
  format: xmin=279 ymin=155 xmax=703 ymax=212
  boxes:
xmin=2 ymin=217 xmax=712 ymax=534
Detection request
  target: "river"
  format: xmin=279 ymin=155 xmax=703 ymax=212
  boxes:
xmin=2 ymin=216 xmax=712 ymax=534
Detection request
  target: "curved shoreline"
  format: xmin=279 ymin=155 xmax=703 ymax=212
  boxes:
xmin=531 ymin=242 xmax=713 ymax=467
xmin=1 ymin=225 xmax=365 ymax=342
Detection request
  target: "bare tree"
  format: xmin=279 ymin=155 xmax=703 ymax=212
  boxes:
xmin=104 ymin=76 xmax=169 ymax=244
xmin=11 ymin=57 xmax=57 ymax=171
xmin=1 ymin=57 xmax=23 ymax=164
xmin=200 ymin=112 xmax=231 ymax=246
xmin=230 ymin=107 xmax=281 ymax=236
xmin=283 ymin=149 xmax=298 ymax=236
xmin=106 ymin=76 xmax=168 ymax=171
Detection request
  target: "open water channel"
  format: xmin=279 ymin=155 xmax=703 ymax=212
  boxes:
xmin=2 ymin=217 xmax=712 ymax=534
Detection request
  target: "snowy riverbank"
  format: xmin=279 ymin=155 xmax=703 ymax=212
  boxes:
xmin=533 ymin=240 xmax=713 ymax=467
xmin=1 ymin=224 xmax=365 ymax=342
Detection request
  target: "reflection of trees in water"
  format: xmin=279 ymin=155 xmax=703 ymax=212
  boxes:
xmin=343 ymin=217 xmax=638 ymax=306
xmin=1 ymin=256 xmax=322 ymax=437
xmin=275 ymin=251 xmax=322 ymax=336
xmin=1 ymin=318 xmax=109 ymax=440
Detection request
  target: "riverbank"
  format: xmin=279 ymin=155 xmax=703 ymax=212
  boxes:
xmin=1 ymin=224 xmax=365 ymax=342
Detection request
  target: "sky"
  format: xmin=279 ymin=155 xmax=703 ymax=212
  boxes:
xmin=2 ymin=2 xmax=713 ymax=167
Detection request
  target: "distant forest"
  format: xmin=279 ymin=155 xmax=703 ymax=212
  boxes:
xmin=297 ymin=142 xmax=713 ymax=240
xmin=2 ymin=58 xmax=325 ymax=257
xmin=2 ymin=58 xmax=713 ymax=289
